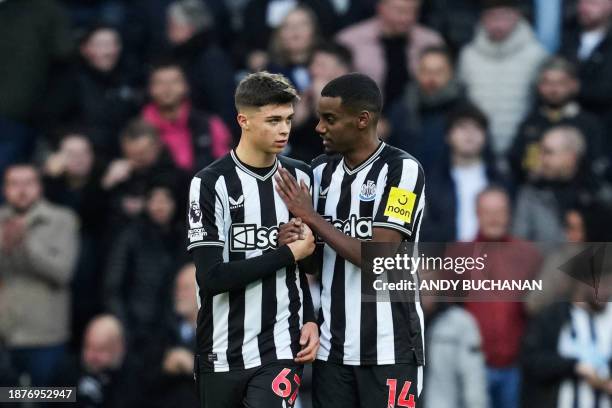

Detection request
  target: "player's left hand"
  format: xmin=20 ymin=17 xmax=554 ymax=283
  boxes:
xmin=278 ymin=218 xmax=304 ymax=246
xmin=275 ymin=168 xmax=315 ymax=220
xmin=295 ymin=322 xmax=319 ymax=364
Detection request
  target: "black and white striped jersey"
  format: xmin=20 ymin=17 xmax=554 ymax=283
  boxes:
xmin=556 ymin=304 xmax=612 ymax=408
xmin=312 ymin=141 xmax=426 ymax=366
xmin=187 ymin=150 xmax=313 ymax=372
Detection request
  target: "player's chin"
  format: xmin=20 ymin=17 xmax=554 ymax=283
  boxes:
xmin=323 ymin=146 xmax=337 ymax=155
xmin=269 ymin=143 xmax=287 ymax=153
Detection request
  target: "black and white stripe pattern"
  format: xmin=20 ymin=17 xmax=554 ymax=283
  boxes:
xmin=312 ymin=142 xmax=426 ymax=366
xmin=187 ymin=152 xmax=312 ymax=372
xmin=557 ymin=305 xmax=612 ymax=408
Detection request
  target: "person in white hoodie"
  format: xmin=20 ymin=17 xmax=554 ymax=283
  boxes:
xmin=458 ymin=0 xmax=548 ymax=163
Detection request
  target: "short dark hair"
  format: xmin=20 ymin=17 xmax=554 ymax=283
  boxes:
xmin=321 ymin=73 xmax=382 ymax=115
xmin=146 ymin=180 xmax=177 ymax=199
xmin=79 ymin=23 xmax=119 ymax=46
xmin=420 ymin=45 xmax=454 ymax=67
xmin=120 ymin=119 xmax=160 ymax=143
xmin=538 ymin=56 xmax=578 ymax=80
xmin=447 ymin=103 xmax=489 ymax=132
xmin=148 ymin=57 xmax=185 ymax=79
xmin=476 ymin=184 xmax=510 ymax=207
xmin=312 ymin=42 xmax=353 ymax=70
xmin=48 ymin=124 xmax=93 ymax=150
xmin=234 ymin=71 xmax=299 ymax=111
xmin=3 ymin=163 xmax=40 ymax=182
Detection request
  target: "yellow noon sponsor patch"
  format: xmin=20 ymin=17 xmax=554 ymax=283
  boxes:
xmin=384 ymin=187 xmax=417 ymax=223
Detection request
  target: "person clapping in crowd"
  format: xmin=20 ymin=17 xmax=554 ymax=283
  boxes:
xmin=0 ymin=164 xmax=78 ymax=386
xmin=43 ymin=133 xmax=110 ymax=349
xmin=101 ymin=120 xmax=187 ymax=231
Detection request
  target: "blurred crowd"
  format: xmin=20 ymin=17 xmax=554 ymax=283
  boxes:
xmin=1 ymin=0 xmax=612 ymax=407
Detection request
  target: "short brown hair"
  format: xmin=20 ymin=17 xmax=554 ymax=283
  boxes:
xmin=538 ymin=56 xmax=578 ymax=80
xmin=3 ymin=163 xmax=40 ymax=183
xmin=120 ymin=119 xmax=160 ymax=143
xmin=234 ymin=71 xmax=299 ymax=111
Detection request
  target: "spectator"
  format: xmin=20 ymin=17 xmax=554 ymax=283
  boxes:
xmin=52 ymin=314 xmax=142 ymax=407
xmin=266 ymin=5 xmax=322 ymax=92
xmin=510 ymin=57 xmax=606 ymax=183
xmin=458 ymin=0 xmax=548 ymax=159
xmin=240 ymin=0 xmax=337 ymax=69
xmin=70 ymin=24 xmax=142 ymax=157
xmin=465 ymin=186 xmax=542 ymax=408
xmin=43 ymin=133 xmax=110 ymax=350
xmin=125 ymin=0 xmax=234 ymax=67
xmin=521 ymin=272 xmax=612 ymax=407
xmin=0 ymin=164 xmax=78 ymax=386
xmin=421 ymin=294 xmax=489 ymax=408
xmin=422 ymin=104 xmax=507 ymax=242
xmin=166 ymin=0 xmax=236 ymax=128
xmin=387 ymin=46 xmax=466 ymax=171
xmin=104 ymin=183 xmax=187 ymax=350
xmin=561 ymin=0 xmax=612 ymax=121
xmin=336 ymin=0 xmax=443 ymax=107
xmin=289 ymin=42 xmax=352 ymax=162
xmin=101 ymin=120 xmax=188 ymax=230
xmin=0 ymin=0 xmax=73 ymax=182
xmin=43 ymin=133 xmax=109 ymax=251
xmin=513 ymin=126 xmax=610 ymax=243
xmin=142 ymin=61 xmax=232 ymax=172
xmin=144 ymin=263 xmax=198 ymax=408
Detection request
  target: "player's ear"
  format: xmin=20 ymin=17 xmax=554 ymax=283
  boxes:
xmin=237 ymin=113 xmax=249 ymax=130
xmin=357 ymin=111 xmax=370 ymax=129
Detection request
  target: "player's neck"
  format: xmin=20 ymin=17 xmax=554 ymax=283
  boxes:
xmin=343 ymin=136 xmax=381 ymax=169
xmin=235 ymin=140 xmax=276 ymax=168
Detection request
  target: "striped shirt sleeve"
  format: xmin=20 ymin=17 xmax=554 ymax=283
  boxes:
xmin=187 ymin=174 xmax=225 ymax=251
xmin=373 ymin=158 xmax=426 ymax=240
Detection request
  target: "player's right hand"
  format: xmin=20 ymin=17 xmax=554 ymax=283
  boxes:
xmin=279 ymin=218 xmax=304 ymax=246
xmin=287 ymin=223 xmax=315 ymax=261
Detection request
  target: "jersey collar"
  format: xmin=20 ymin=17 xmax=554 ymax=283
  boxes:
xmin=230 ymin=150 xmax=279 ymax=181
xmin=342 ymin=141 xmax=385 ymax=176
